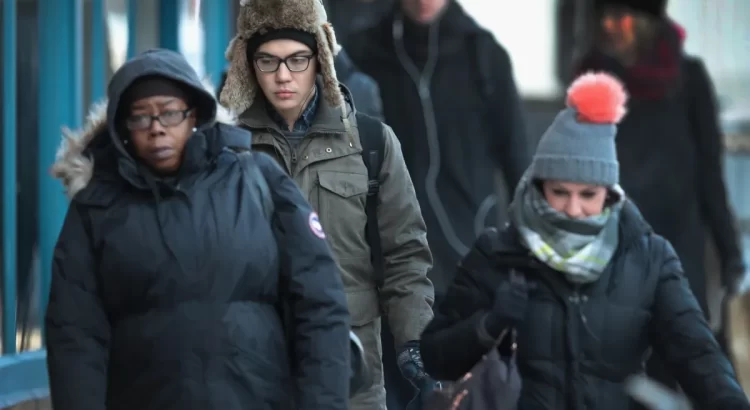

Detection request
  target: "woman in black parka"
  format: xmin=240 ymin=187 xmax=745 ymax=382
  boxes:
xmin=46 ymin=49 xmax=351 ymax=410
xmin=420 ymin=72 xmax=750 ymax=410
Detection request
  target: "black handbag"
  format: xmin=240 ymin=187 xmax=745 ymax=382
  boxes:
xmin=422 ymin=328 xmax=522 ymax=410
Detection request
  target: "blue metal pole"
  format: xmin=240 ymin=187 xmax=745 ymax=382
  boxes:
xmin=127 ymin=0 xmax=137 ymax=59
xmin=159 ymin=0 xmax=180 ymax=51
xmin=38 ymin=0 xmax=83 ymax=334
xmin=202 ymin=0 xmax=230 ymax=86
xmin=2 ymin=0 xmax=18 ymax=356
xmin=90 ymin=0 xmax=106 ymax=102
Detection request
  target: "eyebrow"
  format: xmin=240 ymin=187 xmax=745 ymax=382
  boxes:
xmin=131 ymin=98 xmax=178 ymax=111
xmin=254 ymin=50 xmax=313 ymax=58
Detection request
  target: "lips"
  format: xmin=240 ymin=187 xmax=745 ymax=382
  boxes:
xmin=275 ymin=90 xmax=294 ymax=99
xmin=149 ymin=147 xmax=175 ymax=161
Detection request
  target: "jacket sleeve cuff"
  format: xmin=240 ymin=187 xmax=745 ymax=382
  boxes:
xmin=476 ymin=312 xmax=501 ymax=348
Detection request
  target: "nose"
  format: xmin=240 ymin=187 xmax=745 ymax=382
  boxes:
xmin=275 ymin=63 xmax=292 ymax=82
xmin=602 ymin=17 xmax=616 ymax=33
xmin=148 ymin=117 xmax=166 ymax=136
xmin=563 ymin=198 xmax=585 ymax=219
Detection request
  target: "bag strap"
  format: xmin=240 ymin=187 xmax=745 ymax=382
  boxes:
xmin=469 ymin=33 xmax=495 ymax=106
xmin=356 ymin=112 xmax=386 ymax=288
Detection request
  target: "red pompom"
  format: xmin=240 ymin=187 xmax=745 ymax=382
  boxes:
xmin=566 ymin=72 xmax=628 ymax=124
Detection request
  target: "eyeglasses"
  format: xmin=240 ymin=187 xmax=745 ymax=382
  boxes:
xmin=125 ymin=108 xmax=193 ymax=131
xmin=254 ymin=54 xmax=316 ymax=73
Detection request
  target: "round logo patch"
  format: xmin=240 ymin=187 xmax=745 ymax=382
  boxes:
xmin=309 ymin=211 xmax=326 ymax=239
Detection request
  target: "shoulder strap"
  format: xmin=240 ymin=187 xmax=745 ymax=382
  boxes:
xmin=470 ymin=33 xmax=495 ymax=105
xmin=356 ymin=112 xmax=386 ymax=288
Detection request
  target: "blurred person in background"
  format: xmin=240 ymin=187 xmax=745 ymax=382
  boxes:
xmin=45 ymin=48 xmax=351 ymax=410
xmin=335 ymin=47 xmax=384 ymax=120
xmin=575 ymin=0 xmax=747 ymax=398
xmin=346 ymin=0 xmax=531 ymax=301
xmin=420 ymin=72 xmax=750 ymax=410
xmin=220 ymin=1 xmax=436 ymax=409
xmin=345 ymin=1 xmax=531 ymax=407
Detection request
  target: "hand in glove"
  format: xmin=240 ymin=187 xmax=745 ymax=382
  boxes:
xmin=397 ymin=341 xmax=439 ymax=410
xmin=482 ymin=270 xmax=528 ymax=340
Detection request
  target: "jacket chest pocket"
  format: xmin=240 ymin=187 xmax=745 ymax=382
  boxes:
xmin=316 ymin=170 xmax=369 ymax=257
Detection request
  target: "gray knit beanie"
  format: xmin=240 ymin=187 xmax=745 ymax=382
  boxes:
xmin=530 ymin=72 xmax=628 ymax=186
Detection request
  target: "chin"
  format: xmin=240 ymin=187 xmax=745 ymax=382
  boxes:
xmin=271 ymin=98 xmax=302 ymax=113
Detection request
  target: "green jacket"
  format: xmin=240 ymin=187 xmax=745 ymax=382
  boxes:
xmin=238 ymin=86 xmax=435 ymax=347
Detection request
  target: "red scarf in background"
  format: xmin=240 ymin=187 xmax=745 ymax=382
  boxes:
xmin=576 ymin=20 xmax=684 ymax=100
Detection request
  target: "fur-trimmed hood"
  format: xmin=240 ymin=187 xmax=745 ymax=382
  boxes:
xmin=52 ymin=49 xmax=238 ymax=199
xmin=220 ymin=0 xmax=343 ymax=114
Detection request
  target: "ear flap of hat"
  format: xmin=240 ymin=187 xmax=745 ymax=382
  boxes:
xmin=317 ymin=22 xmax=343 ymax=108
xmin=220 ymin=35 xmax=257 ymax=114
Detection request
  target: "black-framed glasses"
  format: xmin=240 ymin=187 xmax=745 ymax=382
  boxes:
xmin=254 ymin=54 xmax=316 ymax=73
xmin=125 ymin=108 xmax=193 ymax=131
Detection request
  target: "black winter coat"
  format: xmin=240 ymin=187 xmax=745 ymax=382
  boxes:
xmin=420 ymin=202 xmax=749 ymax=410
xmin=45 ymin=49 xmax=351 ymax=410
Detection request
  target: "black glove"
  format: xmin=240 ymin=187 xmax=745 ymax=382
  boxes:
xmin=483 ymin=270 xmax=528 ymax=339
xmin=397 ymin=341 xmax=440 ymax=410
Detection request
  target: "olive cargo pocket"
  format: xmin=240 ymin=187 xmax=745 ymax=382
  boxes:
xmin=317 ymin=170 xmax=369 ymax=257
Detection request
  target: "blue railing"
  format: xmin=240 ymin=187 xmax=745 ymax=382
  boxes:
xmin=0 ymin=0 xmax=232 ymax=406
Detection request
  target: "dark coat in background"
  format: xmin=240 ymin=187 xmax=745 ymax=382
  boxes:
xmin=421 ymin=202 xmax=750 ymax=410
xmin=45 ymin=49 xmax=351 ymax=410
xmin=335 ymin=48 xmax=384 ymax=120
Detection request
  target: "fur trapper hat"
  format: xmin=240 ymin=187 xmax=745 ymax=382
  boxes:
xmin=220 ymin=0 xmax=342 ymax=114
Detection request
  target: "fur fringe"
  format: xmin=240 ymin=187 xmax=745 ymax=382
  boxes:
xmin=52 ymin=78 xmax=237 ymax=199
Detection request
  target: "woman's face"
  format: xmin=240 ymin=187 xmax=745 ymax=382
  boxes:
xmin=125 ymin=95 xmax=196 ymax=174
xmin=598 ymin=8 xmax=657 ymax=63
xmin=252 ymin=39 xmax=318 ymax=118
xmin=599 ymin=11 xmax=637 ymax=55
xmin=541 ymin=180 xmax=608 ymax=218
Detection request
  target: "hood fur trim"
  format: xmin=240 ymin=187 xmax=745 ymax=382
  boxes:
xmin=52 ymin=78 xmax=237 ymax=199
xmin=220 ymin=0 xmax=343 ymax=114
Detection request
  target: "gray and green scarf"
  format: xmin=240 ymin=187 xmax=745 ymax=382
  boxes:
xmin=509 ymin=172 xmax=625 ymax=284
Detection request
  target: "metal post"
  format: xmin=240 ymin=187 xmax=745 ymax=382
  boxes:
xmin=159 ymin=0 xmax=180 ymax=51
xmin=38 ymin=0 xmax=83 ymax=333
xmin=90 ymin=0 xmax=106 ymax=102
xmin=127 ymin=0 xmax=137 ymax=59
xmin=202 ymin=0 xmax=230 ymax=87
xmin=2 ymin=0 xmax=18 ymax=356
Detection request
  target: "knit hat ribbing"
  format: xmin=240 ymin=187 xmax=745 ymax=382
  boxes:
xmin=220 ymin=0 xmax=342 ymax=114
xmin=530 ymin=72 xmax=628 ymax=186
xmin=594 ymin=0 xmax=668 ymax=18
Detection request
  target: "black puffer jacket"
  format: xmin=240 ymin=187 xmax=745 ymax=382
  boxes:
xmin=45 ymin=49 xmax=350 ymax=410
xmin=420 ymin=201 xmax=749 ymax=410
